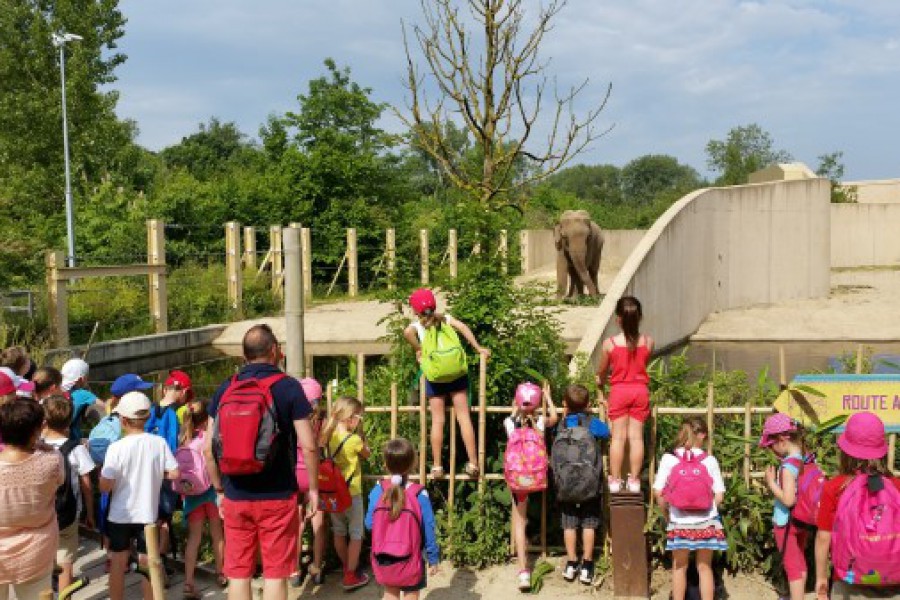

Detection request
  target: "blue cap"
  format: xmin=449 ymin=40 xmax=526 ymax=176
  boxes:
xmin=110 ymin=374 xmax=154 ymax=398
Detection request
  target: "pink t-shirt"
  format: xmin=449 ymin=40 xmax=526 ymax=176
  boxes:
xmin=0 ymin=448 xmax=64 ymax=583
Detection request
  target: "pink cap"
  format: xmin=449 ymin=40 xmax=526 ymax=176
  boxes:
xmin=758 ymin=412 xmax=798 ymax=447
xmin=409 ymin=288 xmax=437 ymax=315
xmin=514 ymin=382 xmax=541 ymax=413
xmin=0 ymin=372 xmax=15 ymax=396
xmin=0 ymin=367 xmax=35 ymax=396
xmin=838 ymin=412 xmax=888 ymax=460
xmin=300 ymin=378 xmax=323 ymax=404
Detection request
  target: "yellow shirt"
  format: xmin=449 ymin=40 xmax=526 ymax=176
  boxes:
xmin=328 ymin=431 xmax=364 ymax=497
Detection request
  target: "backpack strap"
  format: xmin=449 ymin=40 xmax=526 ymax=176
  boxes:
xmin=331 ymin=433 xmax=357 ymax=483
xmin=60 ymin=438 xmax=80 ymax=460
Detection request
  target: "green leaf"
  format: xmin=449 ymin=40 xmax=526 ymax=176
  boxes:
xmin=789 ymin=384 xmax=827 ymax=398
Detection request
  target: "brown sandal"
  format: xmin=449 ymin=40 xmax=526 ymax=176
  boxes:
xmin=464 ymin=462 xmax=480 ymax=478
xmin=183 ymin=583 xmax=201 ymax=600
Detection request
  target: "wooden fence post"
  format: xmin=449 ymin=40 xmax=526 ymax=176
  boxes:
xmin=420 ymin=229 xmax=429 ymax=286
xmin=144 ymin=523 xmax=166 ymax=600
xmin=356 ymin=353 xmax=365 ymax=402
xmin=243 ymin=226 xmax=257 ymax=270
xmin=270 ymin=225 xmax=284 ymax=298
xmin=146 ymin=220 xmax=168 ymax=334
xmin=348 ymin=228 xmax=358 ymax=297
xmin=390 ymin=383 xmax=398 ymax=439
xmin=301 ymin=227 xmax=312 ymax=303
xmin=448 ymin=406 xmax=457 ymax=523
xmin=478 ymin=355 xmax=487 ymax=495
xmin=744 ymin=402 xmax=753 ymax=486
xmin=499 ymin=229 xmax=508 ymax=275
xmin=386 ymin=228 xmax=396 ymax=291
xmin=225 ymin=222 xmax=243 ymax=316
xmin=648 ymin=405 xmax=658 ymax=513
xmin=519 ymin=230 xmax=530 ymax=274
xmin=419 ymin=376 xmax=427 ymax=483
xmin=706 ymin=382 xmax=715 ymax=454
xmin=448 ymin=229 xmax=458 ymax=279
xmin=45 ymin=250 xmax=69 ymax=348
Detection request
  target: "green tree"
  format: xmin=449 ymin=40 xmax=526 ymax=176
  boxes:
xmin=816 ymin=151 xmax=857 ymax=203
xmin=545 ymin=164 xmax=623 ymax=204
xmin=159 ymin=118 xmax=258 ymax=181
xmin=620 ymin=154 xmax=702 ymax=204
xmin=705 ymin=124 xmax=792 ymax=185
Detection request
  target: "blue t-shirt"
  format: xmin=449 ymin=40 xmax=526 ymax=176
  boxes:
xmin=365 ymin=483 xmax=440 ymax=566
xmin=208 ymin=363 xmax=311 ymax=501
xmin=70 ymin=388 xmax=99 ymax=439
xmin=773 ymin=453 xmax=803 ymax=526
xmin=562 ymin=413 xmax=610 ymax=439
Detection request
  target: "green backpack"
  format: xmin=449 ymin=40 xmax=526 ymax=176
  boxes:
xmin=421 ymin=322 xmax=468 ymax=383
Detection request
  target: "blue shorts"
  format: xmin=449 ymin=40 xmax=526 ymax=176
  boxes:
xmin=425 ymin=375 xmax=468 ymax=400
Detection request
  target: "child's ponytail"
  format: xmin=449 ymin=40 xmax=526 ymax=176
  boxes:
xmin=320 ymin=396 xmax=362 ymax=446
xmin=388 ymin=475 xmax=407 ymax=520
xmin=615 ymin=296 xmax=643 ymax=351
xmin=674 ymin=416 xmax=708 ymax=451
xmin=383 ymin=438 xmax=417 ymax=521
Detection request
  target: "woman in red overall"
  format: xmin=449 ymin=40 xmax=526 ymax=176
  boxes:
xmin=596 ymin=296 xmax=653 ymax=493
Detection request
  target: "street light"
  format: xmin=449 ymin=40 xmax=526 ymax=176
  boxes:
xmin=52 ymin=32 xmax=83 ymax=267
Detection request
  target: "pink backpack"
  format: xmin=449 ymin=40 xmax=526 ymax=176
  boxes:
xmin=371 ymin=480 xmax=425 ymax=588
xmin=832 ymin=474 xmax=900 ymax=586
xmin=174 ymin=433 xmax=211 ymax=496
xmin=663 ymin=450 xmax=715 ymax=511
xmin=504 ymin=422 xmax=548 ymax=494
xmin=782 ymin=455 xmax=825 ymax=527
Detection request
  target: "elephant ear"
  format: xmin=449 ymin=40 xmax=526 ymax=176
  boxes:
xmin=554 ymin=224 xmax=563 ymax=250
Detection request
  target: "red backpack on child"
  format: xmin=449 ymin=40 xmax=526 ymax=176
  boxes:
xmin=663 ymin=450 xmax=715 ymax=511
xmin=782 ymin=454 xmax=825 ymax=528
xmin=371 ymin=479 xmax=426 ymax=588
xmin=317 ymin=434 xmax=355 ymax=513
xmin=211 ymin=374 xmax=285 ymax=476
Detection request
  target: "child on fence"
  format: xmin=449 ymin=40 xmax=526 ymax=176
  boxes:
xmin=596 ymin=295 xmax=653 ymax=494
xmin=291 ymin=377 xmax=327 ymax=588
xmin=322 ymin=396 xmax=372 ymax=590
xmin=176 ymin=396 xmax=226 ymax=599
xmin=504 ymin=381 xmax=558 ymax=591
xmin=760 ymin=413 xmax=812 ymax=600
xmin=551 ymin=384 xmax=609 ymax=585
xmin=653 ymin=417 xmax=727 ymax=600
xmin=815 ymin=412 xmax=900 ymax=599
xmin=403 ymin=288 xmax=490 ymax=480
xmin=365 ymin=437 xmax=440 ymax=600
xmin=43 ymin=394 xmax=97 ymax=592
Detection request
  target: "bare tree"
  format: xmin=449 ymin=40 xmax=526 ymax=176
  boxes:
xmin=401 ymin=0 xmax=611 ymax=210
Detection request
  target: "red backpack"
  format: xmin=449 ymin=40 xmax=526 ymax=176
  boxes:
xmin=371 ymin=479 xmax=426 ymax=588
xmin=211 ymin=373 xmax=285 ymax=476
xmin=663 ymin=450 xmax=715 ymax=511
xmin=317 ymin=434 xmax=355 ymax=513
xmin=782 ymin=454 xmax=825 ymax=528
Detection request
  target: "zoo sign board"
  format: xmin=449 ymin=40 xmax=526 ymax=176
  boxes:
xmin=773 ymin=374 xmax=900 ymax=432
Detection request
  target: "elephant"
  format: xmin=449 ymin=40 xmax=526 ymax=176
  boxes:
xmin=554 ymin=210 xmax=604 ymax=299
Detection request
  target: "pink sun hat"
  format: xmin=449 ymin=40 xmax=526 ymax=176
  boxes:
xmin=838 ymin=412 xmax=888 ymax=460
xmin=300 ymin=378 xmax=323 ymax=405
xmin=758 ymin=412 xmax=798 ymax=447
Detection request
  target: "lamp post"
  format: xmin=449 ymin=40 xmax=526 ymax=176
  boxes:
xmin=52 ymin=32 xmax=82 ymax=267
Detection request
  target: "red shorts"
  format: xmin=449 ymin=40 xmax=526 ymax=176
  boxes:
xmin=222 ymin=496 xmax=299 ymax=579
xmin=608 ymin=383 xmax=650 ymax=421
xmin=774 ymin=524 xmax=809 ymax=582
xmin=187 ymin=501 xmax=220 ymax=524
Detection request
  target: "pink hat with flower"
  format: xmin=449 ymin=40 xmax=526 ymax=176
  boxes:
xmin=758 ymin=412 xmax=799 ymax=447
xmin=838 ymin=412 xmax=888 ymax=460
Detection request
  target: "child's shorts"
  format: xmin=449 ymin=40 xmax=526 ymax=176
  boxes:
xmin=107 ymin=521 xmax=148 ymax=554
xmin=560 ymin=500 xmax=601 ymax=531
xmin=330 ymin=495 xmax=365 ymax=540
xmin=774 ymin=524 xmax=809 ymax=582
xmin=56 ymin=522 xmax=79 ymax=565
xmin=187 ymin=501 xmax=220 ymax=524
xmin=400 ymin=560 xmax=428 ymax=592
xmin=608 ymin=383 xmax=650 ymax=421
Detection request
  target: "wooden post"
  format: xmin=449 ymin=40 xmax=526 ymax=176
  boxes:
xmin=225 ymin=222 xmax=243 ymax=316
xmin=147 ymin=220 xmax=167 ymax=334
xmin=270 ymin=225 xmax=284 ymax=297
xmin=706 ymin=382 xmax=715 ymax=454
xmin=419 ymin=376 xmax=427 ymax=483
xmin=779 ymin=345 xmax=787 ymax=389
xmin=540 ymin=388 xmax=547 ymax=556
xmin=144 ymin=523 xmax=166 ymax=600
xmin=448 ymin=406 xmax=457 ymax=522
xmin=856 ymin=344 xmax=864 ymax=374
xmin=327 ymin=379 xmax=334 ymax=413
xmin=499 ymin=229 xmax=508 ymax=275
xmin=648 ymin=405 xmax=658 ymax=513
xmin=519 ymin=230 xmax=530 ymax=274
xmin=420 ymin=229 xmax=429 ymax=285
xmin=448 ymin=229 xmax=458 ymax=279
xmin=478 ymin=354 xmax=487 ymax=495
xmin=39 ymin=591 xmax=54 ymax=600
xmin=301 ymin=227 xmax=313 ymax=303
xmin=356 ymin=353 xmax=365 ymax=402
xmin=390 ymin=383 xmax=399 ymax=439
xmin=744 ymin=402 xmax=753 ymax=486
xmin=386 ymin=228 xmax=396 ymax=291
xmin=348 ymin=228 xmax=358 ymax=297
xmin=609 ymin=494 xmax=650 ymax=599
xmin=243 ymin=226 xmax=257 ymax=270
xmin=45 ymin=250 xmax=69 ymax=348
xmin=284 ymin=227 xmax=304 ymax=379
xmin=305 ymin=355 xmax=313 ymax=379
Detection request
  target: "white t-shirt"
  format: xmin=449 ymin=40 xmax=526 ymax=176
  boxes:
xmin=45 ymin=437 xmax=96 ymax=518
xmin=412 ymin=314 xmax=457 ymax=342
xmin=652 ymin=447 xmax=726 ymax=525
xmin=101 ymin=433 xmax=177 ymax=525
xmin=503 ymin=416 xmax=545 ymax=437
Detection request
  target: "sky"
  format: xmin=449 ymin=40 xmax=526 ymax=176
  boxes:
xmin=113 ymin=0 xmax=900 ymax=182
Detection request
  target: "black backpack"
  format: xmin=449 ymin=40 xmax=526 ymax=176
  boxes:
xmin=551 ymin=414 xmax=603 ymax=504
xmin=56 ymin=439 xmax=80 ymax=529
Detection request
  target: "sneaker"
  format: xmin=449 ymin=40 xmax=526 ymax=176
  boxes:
xmin=518 ymin=570 xmax=532 ymax=592
xmin=342 ymin=570 xmax=370 ymax=591
xmin=579 ymin=560 xmax=595 ymax=585
xmin=626 ymin=475 xmax=641 ymax=493
xmin=562 ymin=560 xmax=579 ymax=582
xmin=608 ymin=476 xmax=623 ymax=493
xmin=289 ymin=571 xmax=303 ymax=588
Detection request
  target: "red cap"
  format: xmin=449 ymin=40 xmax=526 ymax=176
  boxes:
xmin=0 ymin=372 xmax=15 ymax=396
xmin=164 ymin=370 xmax=194 ymax=400
xmin=409 ymin=288 xmax=437 ymax=315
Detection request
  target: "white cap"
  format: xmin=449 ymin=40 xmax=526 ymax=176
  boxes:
xmin=117 ymin=391 xmax=151 ymax=419
xmin=61 ymin=358 xmax=90 ymax=391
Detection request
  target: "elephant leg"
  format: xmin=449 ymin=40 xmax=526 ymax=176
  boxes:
xmin=568 ymin=263 xmax=583 ymax=298
xmin=556 ymin=250 xmax=569 ymax=298
xmin=588 ymin=245 xmax=602 ymax=296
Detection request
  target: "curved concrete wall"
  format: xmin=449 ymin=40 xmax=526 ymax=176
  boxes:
xmin=842 ymin=179 xmax=900 ymax=204
xmin=573 ymin=178 xmax=832 ymax=369
xmin=831 ymin=203 xmax=900 ymax=268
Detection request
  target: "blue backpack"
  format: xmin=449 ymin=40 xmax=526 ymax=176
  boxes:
xmin=145 ymin=405 xmax=180 ymax=454
xmin=88 ymin=415 xmax=122 ymax=464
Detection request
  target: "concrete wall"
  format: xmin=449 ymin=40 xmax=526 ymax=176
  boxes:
xmin=520 ymin=229 xmax=647 ymax=274
xmin=831 ymin=203 xmax=900 ymax=268
xmin=573 ymin=178 xmax=832 ymax=369
xmin=843 ymin=179 xmax=900 ymax=204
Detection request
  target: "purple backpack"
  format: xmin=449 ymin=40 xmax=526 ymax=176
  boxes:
xmin=371 ymin=480 xmax=425 ymax=588
xmin=832 ymin=474 xmax=900 ymax=586
xmin=663 ymin=450 xmax=715 ymax=511
xmin=174 ymin=433 xmax=211 ymax=496
xmin=782 ymin=455 xmax=825 ymax=527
